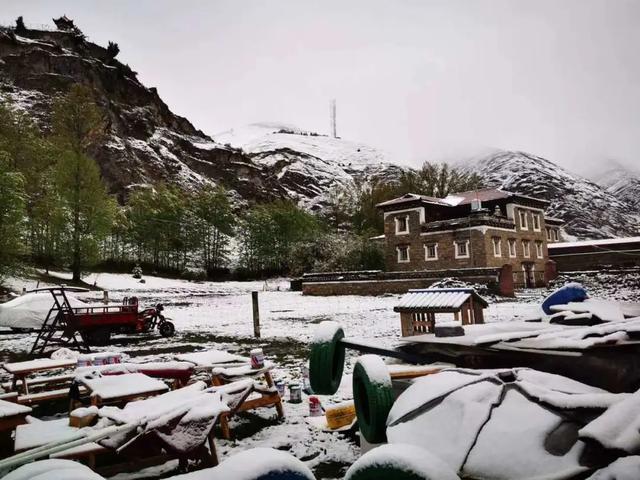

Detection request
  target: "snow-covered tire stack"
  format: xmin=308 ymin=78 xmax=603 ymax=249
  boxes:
xmin=345 ymin=444 xmax=460 ymax=480
xmin=309 ymin=321 xmax=346 ymax=395
xmin=352 ymin=354 xmax=394 ymax=444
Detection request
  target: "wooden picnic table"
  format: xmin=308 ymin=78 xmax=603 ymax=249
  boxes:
xmin=175 ymin=350 xmax=249 ymax=369
xmin=0 ymin=399 xmax=31 ymax=433
xmin=2 ymin=358 xmax=79 ymax=404
xmin=77 ymin=372 xmax=170 ymax=407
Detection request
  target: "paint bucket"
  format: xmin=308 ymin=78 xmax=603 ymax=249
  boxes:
xmin=107 ymin=353 xmax=121 ymax=364
xmin=289 ymin=383 xmax=302 ymax=403
xmin=309 ymin=396 xmax=323 ymax=417
xmin=76 ymin=355 xmax=93 ymax=368
xmin=250 ymin=348 xmax=264 ymax=369
xmin=92 ymin=354 xmax=109 ymax=366
xmin=302 ymin=364 xmax=312 ymax=394
xmin=275 ymin=380 xmax=286 ymax=398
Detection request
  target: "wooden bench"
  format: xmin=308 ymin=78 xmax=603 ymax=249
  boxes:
xmin=2 ymin=358 xmax=76 ymax=396
xmin=18 ymin=386 xmax=87 ymax=405
xmin=1 ymin=373 xmax=76 ymax=392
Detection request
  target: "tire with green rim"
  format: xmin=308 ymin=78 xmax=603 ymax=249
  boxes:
xmin=309 ymin=321 xmax=346 ymax=395
xmin=352 ymin=354 xmax=394 ymax=444
xmin=345 ymin=444 xmax=460 ymax=480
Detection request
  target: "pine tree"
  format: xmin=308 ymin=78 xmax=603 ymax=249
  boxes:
xmin=106 ymin=41 xmax=120 ymax=60
xmin=52 ymin=84 xmax=114 ymax=281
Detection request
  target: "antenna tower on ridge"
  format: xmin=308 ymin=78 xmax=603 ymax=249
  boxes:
xmin=330 ymin=99 xmax=337 ymax=138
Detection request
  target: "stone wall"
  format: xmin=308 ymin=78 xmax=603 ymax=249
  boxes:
xmin=301 ymin=266 xmax=512 ymax=296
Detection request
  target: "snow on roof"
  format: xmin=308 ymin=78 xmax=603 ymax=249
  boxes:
xmin=377 ymin=188 xmax=549 ymax=210
xmin=395 ymin=288 xmax=488 ymax=311
xmin=376 ymin=193 xmax=448 ymax=208
xmin=548 ymin=236 xmax=640 ymax=249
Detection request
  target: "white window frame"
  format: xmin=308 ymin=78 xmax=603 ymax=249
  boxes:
xmin=553 ymin=229 xmax=559 ymax=241
xmin=395 ymin=216 xmax=409 ymax=235
xmin=454 ymin=240 xmax=470 ymax=259
xmin=492 ymin=237 xmax=502 ymax=257
xmin=522 ymin=240 xmax=531 ymax=258
xmin=546 ymin=227 xmax=552 ymax=241
xmin=536 ymin=241 xmax=544 ymax=259
xmin=424 ymin=243 xmax=438 ymax=261
xmin=397 ymin=245 xmax=410 ymax=263
xmin=518 ymin=210 xmax=528 ymax=230
xmin=532 ymin=214 xmax=541 ymax=231
xmin=508 ymin=239 xmax=517 ymax=258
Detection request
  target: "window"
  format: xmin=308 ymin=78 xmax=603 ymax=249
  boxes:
xmin=535 ymin=241 xmax=544 ymax=258
xmin=553 ymin=229 xmax=559 ymax=242
xmin=424 ymin=243 xmax=438 ymax=261
xmin=522 ymin=240 xmax=531 ymax=258
xmin=395 ymin=216 xmax=409 ymax=234
xmin=546 ymin=227 xmax=552 ymax=241
xmin=492 ymin=237 xmax=502 ymax=257
xmin=397 ymin=245 xmax=410 ymax=263
xmin=532 ymin=214 xmax=541 ymax=231
xmin=454 ymin=240 xmax=470 ymax=259
xmin=508 ymin=239 xmax=517 ymax=258
xmin=518 ymin=210 xmax=528 ymax=230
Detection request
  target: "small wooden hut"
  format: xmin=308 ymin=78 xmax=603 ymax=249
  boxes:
xmin=394 ymin=288 xmax=488 ymax=337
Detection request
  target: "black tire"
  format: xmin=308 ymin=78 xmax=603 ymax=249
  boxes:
xmin=309 ymin=322 xmax=345 ymax=395
xmin=159 ymin=321 xmax=175 ymax=337
xmin=352 ymin=355 xmax=394 ymax=444
xmin=81 ymin=327 xmax=111 ymax=346
xmin=345 ymin=444 xmax=460 ymax=480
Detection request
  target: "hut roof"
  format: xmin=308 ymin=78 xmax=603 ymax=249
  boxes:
xmin=394 ymin=288 xmax=488 ymax=312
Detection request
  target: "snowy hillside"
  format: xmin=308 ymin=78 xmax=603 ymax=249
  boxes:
xmin=214 ymin=123 xmax=407 ymax=209
xmin=462 ymin=150 xmax=640 ymax=239
xmin=597 ymin=167 xmax=640 ymax=212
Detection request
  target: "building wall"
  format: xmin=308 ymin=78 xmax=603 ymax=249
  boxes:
xmin=549 ymin=241 xmax=640 ymax=271
xmin=383 ymin=204 xmax=551 ymax=286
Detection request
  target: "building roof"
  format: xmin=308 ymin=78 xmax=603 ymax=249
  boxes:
xmin=376 ymin=188 xmax=549 ymax=210
xmin=548 ymin=236 xmax=640 ymax=250
xmin=394 ymin=288 xmax=488 ymax=312
xmin=376 ymin=193 xmax=449 ymax=208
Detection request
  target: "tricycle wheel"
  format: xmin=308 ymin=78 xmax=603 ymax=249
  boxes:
xmin=159 ymin=321 xmax=175 ymax=337
xmin=81 ymin=327 xmax=111 ymax=346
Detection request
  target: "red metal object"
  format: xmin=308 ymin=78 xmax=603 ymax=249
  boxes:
xmin=29 ymin=287 xmax=175 ymax=354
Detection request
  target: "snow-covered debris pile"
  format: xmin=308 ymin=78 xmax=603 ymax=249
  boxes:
xmin=428 ymin=277 xmax=496 ymax=300
xmin=549 ymin=270 xmax=640 ymax=303
xmin=386 ymin=367 xmax=639 ymax=479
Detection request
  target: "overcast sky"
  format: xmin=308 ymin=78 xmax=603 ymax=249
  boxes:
xmin=3 ymin=0 xmax=639 ymax=176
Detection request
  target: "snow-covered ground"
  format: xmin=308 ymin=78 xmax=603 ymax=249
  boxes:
xmin=0 ymin=270 xmax=636 ymax=479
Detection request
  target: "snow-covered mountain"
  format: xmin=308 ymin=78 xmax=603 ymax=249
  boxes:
xmin=213 ymin=123 xmax=406 ymax=209
xmin=462 ymin=150 xmax=640 ymax=239
xmin=596 ymin=167 xmax=640 ymax=212
xmin=0 ymin=21 xmax=406 ymax=209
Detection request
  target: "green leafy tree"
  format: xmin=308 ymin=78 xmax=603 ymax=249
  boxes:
xmin=239 ymin=201 xmax=321 ymax=275
xmin=192 ymin=185 xmax=234 ymax=274
xmin=0 ymin=152 xmax=26 ymax=280
xmin=52 ymin=84 xmax=115 ymax=281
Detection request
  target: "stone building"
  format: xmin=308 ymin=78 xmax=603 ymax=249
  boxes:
xmin=376 ymin=188 xmax=562 ymax=288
